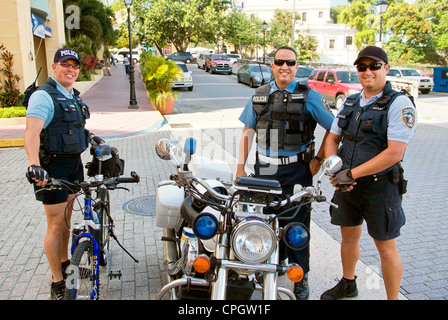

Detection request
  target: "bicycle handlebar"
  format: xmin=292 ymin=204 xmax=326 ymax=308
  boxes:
xmin=43 ymin=171 xmax=140 ymax=191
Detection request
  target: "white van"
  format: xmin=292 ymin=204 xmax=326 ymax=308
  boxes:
xmin=114 ymin=48 xmax=141 ymax=63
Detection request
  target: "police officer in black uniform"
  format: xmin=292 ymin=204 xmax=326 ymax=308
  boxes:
xmin=24 ymin=48 xmax=102 ymax=299
xmin=237 ymin=46 xmax=335 ymax=299
xmin=320 ymin=46 xmax=417 ymax=300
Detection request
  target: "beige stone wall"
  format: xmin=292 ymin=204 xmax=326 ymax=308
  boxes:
xmin=0 ymin=0 xmax=66 ymax=92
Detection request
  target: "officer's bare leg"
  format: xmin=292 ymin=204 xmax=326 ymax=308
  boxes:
xmin=340 ymin=225 xmax=362 ymax=280
xmin=44 ymin=199 xmax=73 ymax=283
xmin=60 ymin=194 xmax=75 ymax=262
xmin=373 ymin=238 xmax=402 ymax=300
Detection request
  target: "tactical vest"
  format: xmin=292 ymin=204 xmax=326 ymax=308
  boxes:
xmin=252 ymin=83 xmax=316 ymax=153
xmin=38 ymin=78 xmax=90 ymax=155
xmin=337 ymin=81 xmax=403 ymax=174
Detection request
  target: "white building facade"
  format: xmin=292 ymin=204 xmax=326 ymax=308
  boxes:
xmin=233 ymin=0 xmax=358 ymax=65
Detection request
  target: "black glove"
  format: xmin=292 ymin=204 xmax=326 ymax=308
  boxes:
xmin=332 ymin=169 xmax=356 ymax=192
xmin=26 ymin=165 xmax=48 ymax=184
xmin=90 ymin=135 xmax=105 ymax=146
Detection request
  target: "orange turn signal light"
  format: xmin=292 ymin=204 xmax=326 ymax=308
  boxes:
xmin=193 ymin=255 xmax=211 ymax=273
xmin=287 ymin=264 xmax=304 ymax=283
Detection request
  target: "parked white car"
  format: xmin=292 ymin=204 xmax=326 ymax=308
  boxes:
xmin=227 ymin=53 xmax=241 ymax=65
xmin=114 ymin=48 xmax=141 ymax=63
xmin=172 ymin=61 xmax=193 ymax=91
xmin=387 ymin=67 xmax=434 ymax=94
xmin=197 ymin=53 xmax=211 ymax=70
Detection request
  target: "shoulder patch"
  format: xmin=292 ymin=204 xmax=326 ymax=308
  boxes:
xmin=321 ymin=97 xmax=332 ymax=113
xmin=401 ymin=107 xmax=415 ymax=129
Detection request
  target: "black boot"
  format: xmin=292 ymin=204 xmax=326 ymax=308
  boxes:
xmin=320 ymin=276 xmax=358 ymax=300
xmin=293 ymin=273 xmax=309 ymax=300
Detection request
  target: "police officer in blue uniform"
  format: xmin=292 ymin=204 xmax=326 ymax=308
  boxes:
xmin=24 ymin=48 xmax=102 ymax=299
xmin=237 ymin=46 xmax=335 ymax=299
xmin=320 ymin=46 xmax=417 ymax=300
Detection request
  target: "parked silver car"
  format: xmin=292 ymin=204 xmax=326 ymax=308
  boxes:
xmin=237 ymin=64 xmax=271 ymax=87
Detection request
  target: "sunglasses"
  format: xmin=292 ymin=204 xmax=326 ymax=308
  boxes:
xmin=356 ymin=62 xmax=385 ymax=72
xmin=274 ymin=59 xmax=296 ymax=67
xmin=56 ymin=62 xmax=80 ymax=69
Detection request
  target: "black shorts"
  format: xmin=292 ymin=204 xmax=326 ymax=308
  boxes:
xmin=330 ymin=179 xmax=405 ymax=241
xmin=34 ymin=155 xmax=84 ymax=205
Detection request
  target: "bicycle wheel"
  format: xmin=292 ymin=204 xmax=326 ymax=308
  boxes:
xmin=66 ymin=240 xmax=99 ymax=300
xmin=96 ymin=189 xmax=112 ymax=267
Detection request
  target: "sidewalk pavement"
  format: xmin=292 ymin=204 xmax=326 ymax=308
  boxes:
xmin=0 ymin=64 xmax=165 ymax=146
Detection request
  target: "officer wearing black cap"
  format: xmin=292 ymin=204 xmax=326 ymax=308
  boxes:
xmin=24 ymin=48 xmax=103 ymax=299
xmin=320 ymin=46 xmax=417 ymax=300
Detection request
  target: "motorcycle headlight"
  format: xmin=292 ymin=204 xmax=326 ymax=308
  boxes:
xmin=231 ymin=219 xmax=276 ymax=264
xmin=283 ymin=222 xmax=309 ymax=250
xmin=192 ymin=212 xmax=218 ymax=240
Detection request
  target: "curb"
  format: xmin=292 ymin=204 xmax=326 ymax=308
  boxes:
xmin=0 ymin=139 xmax=24 ymax=148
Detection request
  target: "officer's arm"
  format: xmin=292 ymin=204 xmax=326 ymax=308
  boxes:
xmin=236 ymin=125 xmax=255 ymax=177
xmin=324 ymin=132 xmax=342 ymax=158
xmin=24 ymin=117 xmax=45 ymax=166
xmin=350 ymin=140 xmax=407 ymax=180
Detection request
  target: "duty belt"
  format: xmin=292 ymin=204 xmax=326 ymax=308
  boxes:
xmin=257 ymin=152 xmax=304 ymax=165
xmin=357 ymin=171 xmax=393 ymax=182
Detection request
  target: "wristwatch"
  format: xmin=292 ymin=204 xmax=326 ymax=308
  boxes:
xmin=314 ymin=156 xmax=325 ymax=165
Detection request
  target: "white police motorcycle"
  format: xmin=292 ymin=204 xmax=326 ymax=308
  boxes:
xmin=154 ymin=137 xmax=341 ymax=300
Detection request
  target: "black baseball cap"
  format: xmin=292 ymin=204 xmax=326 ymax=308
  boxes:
xmin=353 ymin=46 xmax=388 ymax=65
xmin=54 ymin=48 xmax=80 ymax=64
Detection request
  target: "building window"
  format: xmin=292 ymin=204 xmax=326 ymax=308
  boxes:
xmin=346 ymin=36 xmax=353 ymax=46
xmin=329 ymin=39 xmax=335 ymax=49
xmin=319 ymin=11 xmax=323 ymax=18
xmin=302 ymin=12 xmax=306 ymax=22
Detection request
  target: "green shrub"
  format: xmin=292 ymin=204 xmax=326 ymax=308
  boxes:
xmin=140 ymin=55 xmax=182 ymax=110
xmin=0 ymin=106 xmax=26 ymax=118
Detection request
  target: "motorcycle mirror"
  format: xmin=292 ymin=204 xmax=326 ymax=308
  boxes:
xmin=155 ymin=138 xmax=176 ymax=160
xmin=322 ymin=155 xmax=343 ymax=175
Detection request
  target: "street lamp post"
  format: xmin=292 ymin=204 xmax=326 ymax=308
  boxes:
xmin=125 ymin=0 xmax=138 ymax=109
xmin=256 ymin=32 xmax=259 ymax=61
xmin=285 ymin=0 xmax=296 ymax=48
xmin=262 ymin=21 xmax=267 ymax=63
xmin=376 ymin=0 xmax=389 ymax=43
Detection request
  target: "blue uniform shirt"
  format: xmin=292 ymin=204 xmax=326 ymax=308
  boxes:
xmin=239 ymin=80 xmax=335 ymax=157
xmin=26 ymin=77 xmax=77 ymax=129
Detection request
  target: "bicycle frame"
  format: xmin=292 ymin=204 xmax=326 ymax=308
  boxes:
xmin=70 ymin=187 xmax=102 ymax=300
xmin=39 ymin=171 xmax=140 ymax=300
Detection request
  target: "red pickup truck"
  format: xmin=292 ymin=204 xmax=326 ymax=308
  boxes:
xmin=308 ymin=69 xmax=362 ymax=110
xmin=205 ymin=54 xmax=232 ymax=74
